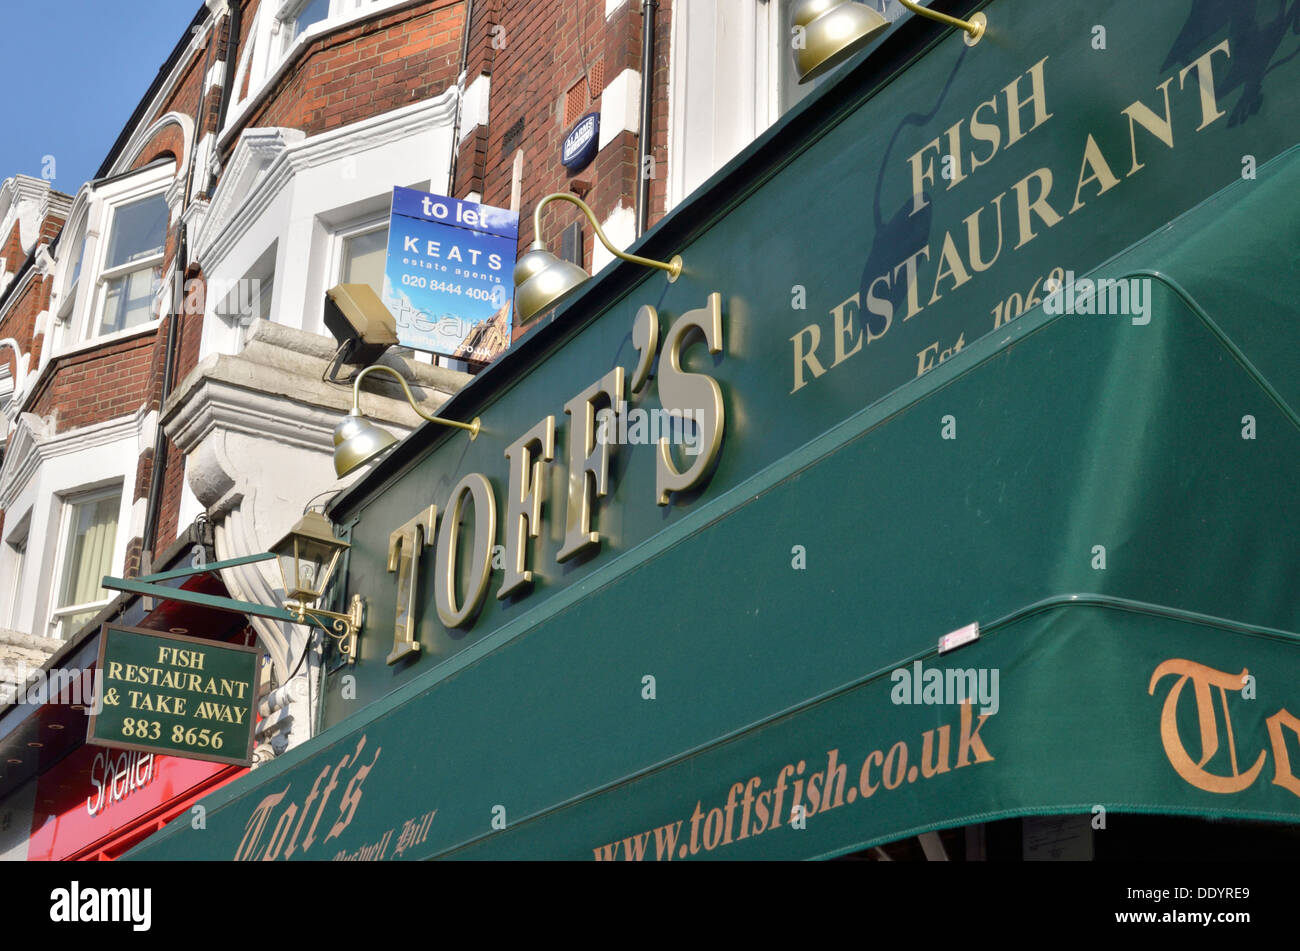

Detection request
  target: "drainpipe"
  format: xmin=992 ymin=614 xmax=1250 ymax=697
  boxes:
xmin=636 ymin=0 xmax=658 ymax=237
xmin=141 ymin=13 xmax=221 ymax=558
xmin=206 ymin=0 xmax=242 ymax=197
xmin=447 ymin=0 xmax=476 ymax=195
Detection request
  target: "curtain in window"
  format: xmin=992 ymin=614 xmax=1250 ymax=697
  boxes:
xmin=59 ymin=495 xmax=119 ymax=611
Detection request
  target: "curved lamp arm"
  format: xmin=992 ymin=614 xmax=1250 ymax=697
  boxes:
xmin=896 ymin=0 xmax=986 ymax=43
xmin=534 ymin=193 xmax=682 ymax=281
xmin=352 ymin=363 xmax=480 ymax=439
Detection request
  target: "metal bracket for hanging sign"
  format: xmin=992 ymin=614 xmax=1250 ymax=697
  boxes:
xmin=134 ymin=551 xmax=276 ymax=584
xmin=101 ymin=573 xmax=299 ymax=624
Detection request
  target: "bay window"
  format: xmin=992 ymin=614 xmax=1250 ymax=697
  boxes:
xmin=51 ymin=161 xmax=174 ymax=354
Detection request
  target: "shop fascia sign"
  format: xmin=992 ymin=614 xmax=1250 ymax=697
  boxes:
xmin=377 ymin=293 xmax=726 ymax=665
xmin=789 ymin=38 xmax=1234 ymax=394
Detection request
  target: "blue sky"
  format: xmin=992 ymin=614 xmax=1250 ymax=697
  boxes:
xmin=0 ymin=1 xmax=203 ymax=193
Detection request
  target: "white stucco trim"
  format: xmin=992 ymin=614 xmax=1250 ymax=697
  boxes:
xmin=598 ymin=68 xmax=641 ymax=151
xmin=460 ymin=73 xmax=491 ymax=144
xmin=591 ymin=202 xmax=637 ymax=275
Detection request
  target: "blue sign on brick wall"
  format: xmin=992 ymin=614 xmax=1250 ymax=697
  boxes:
xmin=562 ymin=113 xmax=600 ymax=172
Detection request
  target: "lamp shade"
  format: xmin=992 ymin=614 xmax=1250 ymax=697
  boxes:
xmin=333 ymin=408 xmax=399 ymax=477
xmin=792 ymin=0 xmax=890 ymax=84
xmin=513 ymin=246 xmax=590 ymax=322
xmin=270 ymin=510 xmax=350 ymax=603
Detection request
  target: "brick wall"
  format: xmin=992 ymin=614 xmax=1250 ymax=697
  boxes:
xmin=1 ymin=220 xmax=24 ymax=276
xmin=229 ymin=0 xmax=465 ymax=151
xmin=24 ymin=334 xmax=154 ymax=432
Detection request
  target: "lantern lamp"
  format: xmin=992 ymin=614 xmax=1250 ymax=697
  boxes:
xmin=270 ymin=510 xmax=365 ymax=664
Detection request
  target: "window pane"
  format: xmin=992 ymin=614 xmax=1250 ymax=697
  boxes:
xmin=98 ymin=265 xmax=161 ymax=335
xmin=292 ymin=0 xmax=331 ymax=41
xmin=58 ymin=493 xmax=119 ymax=612
xmin=105 ymin=194 xmax=169 ymax=270
xmin=69 ymin=235 xmax=86 ymax=289
xmin=341 ymin=226 xmax=389 ymax=297
xmin=5 ymin=539 xmax=24 ymax=628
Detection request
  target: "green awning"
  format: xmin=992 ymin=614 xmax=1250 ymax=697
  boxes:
xmin=125 ymin=148 xmax=1300 ymax=862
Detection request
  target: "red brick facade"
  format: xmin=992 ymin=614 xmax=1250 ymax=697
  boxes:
xmin=230 ymin=0 xmax=465 ymax=147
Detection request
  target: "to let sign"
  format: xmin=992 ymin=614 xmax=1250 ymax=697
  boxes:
xmin=88 ymin=625 xmax=260 ymax=767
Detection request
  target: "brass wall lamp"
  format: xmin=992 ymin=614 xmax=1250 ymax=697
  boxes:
xmin=333 ymin=364 xmax=481 ymax=478
xmin=513 ymin=193 xmax=684 ymax=322
xmin=792 ymin=0 xmax=987 ymax=84
xmin=270 ymin=510 xmax=364 ymax=663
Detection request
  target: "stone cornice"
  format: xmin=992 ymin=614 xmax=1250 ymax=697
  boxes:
xmin=195 ymin=128 xmax=303 ymax=261
xmin=163 ymin=319 xmax=470 ymax=444
xmin=0 ymin=627 xmax=61 ymax=657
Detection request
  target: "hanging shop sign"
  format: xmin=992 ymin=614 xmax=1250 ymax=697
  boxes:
xmin=381 ymin=186 xmax=519 ymax=362
xmin=561 ymin=113 xmax=600 ymax=172
xmin=87 ymin=625 xmax=260 ymax=767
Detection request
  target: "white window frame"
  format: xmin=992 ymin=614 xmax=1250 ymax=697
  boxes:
xmin=50 ymin=161 xmax=176 ymax=358
xmin=90 ymin=194 xmax=170 ymax=341
xmin=47 ymin=483 xmax=123 ymax=642
xmin=667 ymin=0 xmax=782 ymax=212
xmin=2 ymin=514 xmax=29 ymax=630
xmin=55 ymin=208 xmax=90 ymax=326
xmin=214 ymin=241 xmax=279 ymax=355
xmin=667 ymin=0 xmax=900 ymax=211
xmin=0 ymin=363 xmax=11 ymax=446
